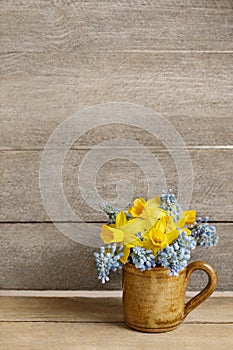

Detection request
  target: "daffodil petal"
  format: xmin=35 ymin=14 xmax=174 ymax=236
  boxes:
xmin=120 ymin=246 xmax=130 ymax=264
xmin=146 ymin=196 xmax=161 ymax=208
xmin=185 ymin=210 xmax=196 ymax=225
xmin=115 ymin=211 xmax=127 ymax=227
xmin=166 ymin=216 xmax=177 ymax=232
xmin=177 ymin=210 xmax=196 ymax=227
xmin=125 ymin=237 xmax=143 ymax=248
xmin=100 ymin=225 xmax=124 ymax=244
xmin=176 ymin=214 xmax=186 ymax=228
xmin=165 ymin=228 xmax=179 ymax=245
xmin=120 ymin=217 xmax=146 ymax=236
xmin=142 ymin=239 xmax=154 ymax=251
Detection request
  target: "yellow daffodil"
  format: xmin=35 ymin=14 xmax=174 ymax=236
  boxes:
xmin=142 ymin=216 xmax=179 ymax=254
xmin=128 ymin=196 xmax=164 ymax=219
xmin=142 ymin=210 xmax=195 ymax=255
xmin=100 ymin=225 xmax=124 ymax=244
xmin=100 ymin=210 xmax=127 ymax=244
xmin=100 ymin=211 xmax=143 ymax=264
xmin=128 ymin=198 xmax=146 ymax=217
xmin=128 ymin=196 xmax=167 ymax=234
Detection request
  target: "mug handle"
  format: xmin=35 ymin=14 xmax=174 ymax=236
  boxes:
xmin=183 ymin=261 xmax=218 ymax=319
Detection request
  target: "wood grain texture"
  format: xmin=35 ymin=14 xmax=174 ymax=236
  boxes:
xmin=1 ymin=1 xmax=232 ymax=54
xmin=0 ymin=223 xmax=231 ymax=290
xmin=1 ymin=0 xmax=233 ymax=291
xmin=1 ymin=52 xmax=233 ymax=149
xmin=0 ymin=223 xmax=120 ymax=290
xmin=0 ymin=296 xmax=232 ymax=350
xmin=0 ymin=323 xmax=232 ymax=350
xmin=0 ymin=296 xmax=232 ymax=323
xmin=0 ymin=149 xmax=232 ymax=222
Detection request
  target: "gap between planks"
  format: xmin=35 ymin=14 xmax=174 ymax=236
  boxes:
xmin=0 ymin=291 xmax=232 ymax=297
xmin=1 ymin=146 xmax=233 ymax=151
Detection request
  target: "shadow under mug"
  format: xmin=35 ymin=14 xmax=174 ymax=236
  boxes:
xmin=122 ymin=261 xmax=218 ymax=332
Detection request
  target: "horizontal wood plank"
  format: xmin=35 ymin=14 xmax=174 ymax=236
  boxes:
xmin=0 ymin=223 xmax=231 ymax=290
xmin=1 ymin=52 xmax=233 ymax=149
xmin=1 ymin=1 xmax=232 ymax=54
xmin=0 ymin=296 xmax=232 ymax=323
xmin=0 ymin=322 xmax=232 ymax=350
xmin=0 ymin=149 xmax=232 ymax=222
xmin=0 ymin=223 xmax=120 ymax=291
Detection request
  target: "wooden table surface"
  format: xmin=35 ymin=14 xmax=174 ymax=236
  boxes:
xmin=0 ymin=293 xmax=232 ymax=350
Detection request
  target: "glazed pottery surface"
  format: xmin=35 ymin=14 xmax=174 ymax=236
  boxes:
xmin=122 ymin=261 xmax=217 ymax=333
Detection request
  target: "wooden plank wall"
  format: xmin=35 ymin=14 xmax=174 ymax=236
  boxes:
xmin=0 ymin=0 xmax=232 ymax=290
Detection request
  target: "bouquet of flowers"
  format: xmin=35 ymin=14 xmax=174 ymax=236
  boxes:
xmin=94 ymin=190 xmax=218 ymax=284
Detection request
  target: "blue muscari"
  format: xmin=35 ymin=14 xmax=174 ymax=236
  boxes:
xmin=157 ymin=231 xmax=196 ymax=276
xmin=130 ymin=247 xmax=156 ymax=271
xmin=94 ymin=244 xmax=123 ymax=284
xmin=190 ymin=217 xmax=218 ymax=247
xmin=100 ymin=202 xmax=119 ymax=224
xmin=160 ymin=189 xmax=181 ymax=222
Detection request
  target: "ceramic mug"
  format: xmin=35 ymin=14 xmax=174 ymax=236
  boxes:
xmin=122 ymin=261 xmax=217 ymax=332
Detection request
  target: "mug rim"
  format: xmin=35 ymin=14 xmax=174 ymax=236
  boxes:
xmin=123 ymin=262 xmax=187 ymax=277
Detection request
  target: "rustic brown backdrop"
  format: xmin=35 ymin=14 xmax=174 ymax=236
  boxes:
xmin=0 ymin=0 xmax=232 ymax=290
